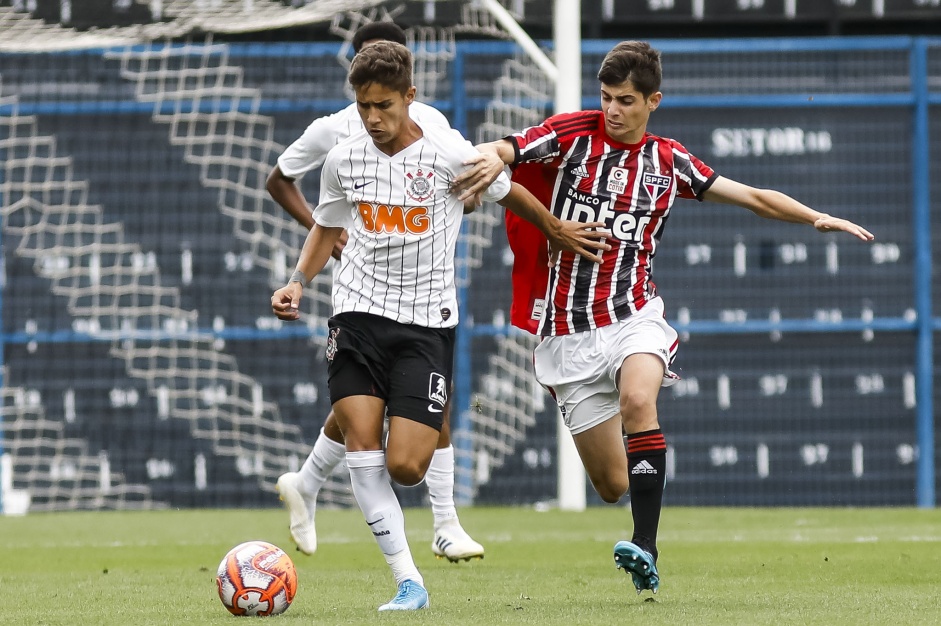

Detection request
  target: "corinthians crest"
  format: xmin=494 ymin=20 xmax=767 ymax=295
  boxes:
xmin=405 ymin=168 xmax=435 ymax=202
xmin=325 ymin=327 xmax=339 ymax=362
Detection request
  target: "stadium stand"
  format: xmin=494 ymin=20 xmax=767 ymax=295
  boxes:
xmin=4 ymin=0 xmax=940 ymax=38
xmin=0 ymin=1 xmax=937 ymax=512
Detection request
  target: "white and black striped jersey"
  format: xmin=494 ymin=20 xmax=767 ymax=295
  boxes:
xmin=314 ymin=122 xmax=512 ymax=328
xmin=277 ymin=101 xmax=450 ymax=178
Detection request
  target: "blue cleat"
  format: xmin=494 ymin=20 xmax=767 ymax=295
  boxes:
xmin=614 ymin=540 xmax=659 ymax=594
xmin=377 ymin=580 xmax=430 ymax=611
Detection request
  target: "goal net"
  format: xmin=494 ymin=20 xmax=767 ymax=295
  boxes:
xmin=0 ymin=0 xmax=555 ymax=513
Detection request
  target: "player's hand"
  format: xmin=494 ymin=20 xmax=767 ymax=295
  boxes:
xmin=330 ymin=229 xmax=349 ymax=261
xmin=271 ymin=282 xmax=303 ymax=321
xmin=547 ymin=221 xmax=611 ymax=265
xmin=813 ymin=215 xmax=875 ymax=242
xmin=452 ymin=151 xmax=506 ymax=202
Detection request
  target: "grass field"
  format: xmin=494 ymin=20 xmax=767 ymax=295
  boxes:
xmin=2 ymin=506 xmax=941 ymax=625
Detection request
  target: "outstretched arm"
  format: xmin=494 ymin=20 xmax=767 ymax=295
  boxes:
xmin=452 ymin=140 xmax=517 ymax=201
xmin=271 ymin=224 xmax=344 ymax=321
xmin=499 ymin=182 xmax=610 ymax=264
xmin=702 ymin=176 xmax=874 ymax=242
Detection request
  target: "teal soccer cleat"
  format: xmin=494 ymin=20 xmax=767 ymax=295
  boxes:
xmin=613 ymin=540 xmax=660 ymax=594
xmin=377 ymin=580 xmax=430 ymax=611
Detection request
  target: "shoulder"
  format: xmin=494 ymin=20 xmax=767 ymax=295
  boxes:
xmin=544 ymin=110 xmax=602 ymax=134
xmin=304 ymin=103 xmax=359 ymax=131
xmin=645 ymin=132 xmax=690 ymax=154
xmin=324 ymin=128 xmax=371 ymax=167
xmin=420 ymin=125 xmax=476 ymax=170
xmin=410 ymin=101 xmax=451 ymax=128
xmin=422 ymin=124 xmax=470 ymax=151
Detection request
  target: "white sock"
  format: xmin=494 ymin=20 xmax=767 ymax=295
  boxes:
xmin=298 ymin=427 xmax=346 ymax=496
xmin=346 ymin=450 xmax=423 ymax=587
xmin=425 ymin=445 xmax=459 ymax=528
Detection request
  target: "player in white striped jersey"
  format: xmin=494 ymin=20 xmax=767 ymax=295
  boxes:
xmin=267 ymin=23 xmax=506 ymax=564
xmin=271 ymin=41 xmax=607 ymax=612
xmin=455 ymin=40 xmax=873 ymax=596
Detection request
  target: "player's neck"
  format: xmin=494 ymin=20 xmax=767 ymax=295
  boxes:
xmin=373 ymin=119 xmax=423 ymax=157
xmin=605 ymin=124 xmax=647 ymax=147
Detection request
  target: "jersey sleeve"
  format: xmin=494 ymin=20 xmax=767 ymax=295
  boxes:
xmin=482 ymin=171 xmax=512 ymax=203
xmin=442 ymin=127 xmax=512 ymax=202
xmin=277 ymin=108 xmax=351 ymax=179
xmin=503 ymin=111 xmax=598 ymax=165
xmin=312 ymin=152 xmax=352 ymax=228
xmin=504 ymin=120 xmax=560 ymax=164
xmin=670 ymin=139 xmax=718 ymax=200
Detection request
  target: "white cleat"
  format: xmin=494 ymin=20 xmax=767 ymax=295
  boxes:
xmin=276 ymin=472 xmax=317 ymax=555
xmin=431 ymin=521 xmax=485 ymax=562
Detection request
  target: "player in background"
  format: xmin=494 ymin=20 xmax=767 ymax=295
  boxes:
xmin=271 ymin=41 xmax=607 ymax=611
xmin=453 ymin=40 xmax=874 ymax=595
xmin=267 ymin=22 xmax=507 ymax=562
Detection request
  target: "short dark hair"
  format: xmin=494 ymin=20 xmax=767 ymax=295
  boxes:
xmin=597 ymin=41 xmax=662 ymax=98
xmin=349 ymin=41 xmax=413 ymax=94
xmin=351 ymin=22 xmax=407 ymax=54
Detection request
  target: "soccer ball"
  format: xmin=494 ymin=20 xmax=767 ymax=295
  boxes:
xmin=216 ymin=540 xmax=298 ymax=616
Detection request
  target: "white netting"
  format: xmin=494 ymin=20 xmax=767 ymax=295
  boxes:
xmin=0 ymin=0 xmax=555 ymax=508
xmin=0 ymin=82 xmax=352 ymax=508
xmin=1 ymin=380 xmax=159 ymax=512
xmin=0 ymin=0 xmax=388 ymax=51
xmin=452 ymin=52 xmax=553 ymax=502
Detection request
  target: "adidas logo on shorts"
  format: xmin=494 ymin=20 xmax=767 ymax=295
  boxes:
xmin=631 ymin=460 xmax=657 ymax=475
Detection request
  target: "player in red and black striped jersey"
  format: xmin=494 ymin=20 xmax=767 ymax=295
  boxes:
xmin=455 ymin=40 xmax=873 ymax=595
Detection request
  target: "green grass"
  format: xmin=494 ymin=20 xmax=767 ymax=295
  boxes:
xmin=2 ymin=506 xmax=941 ymax=625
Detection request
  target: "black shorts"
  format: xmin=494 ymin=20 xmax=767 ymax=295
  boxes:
xmin=325 ymin=312 xmax=455 ymax=430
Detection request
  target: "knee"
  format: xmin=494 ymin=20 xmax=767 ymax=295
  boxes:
xmin=387 ymin=458 xmax=427 ymax=486
xmin=591 ymin=475 xmax=629 ymax=504
xmin=620 ymin=389 xmax=656 ymax=425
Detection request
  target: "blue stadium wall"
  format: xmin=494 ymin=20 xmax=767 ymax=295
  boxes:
xmin=0 ymin=37 xmax=938 ymax=509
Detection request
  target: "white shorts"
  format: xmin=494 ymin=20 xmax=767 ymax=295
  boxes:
xmin=533 ymin=297 xmax=679 ymax=435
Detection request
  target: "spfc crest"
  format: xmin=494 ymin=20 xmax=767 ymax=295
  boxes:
xmin=642 ymin=171 xmax=671 ymax=200
xmin=405 ymin=168 xmax=435 ymax=202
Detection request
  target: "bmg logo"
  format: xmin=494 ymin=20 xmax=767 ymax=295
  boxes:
xmin=357 ymin=203 xmax=430 ymax=235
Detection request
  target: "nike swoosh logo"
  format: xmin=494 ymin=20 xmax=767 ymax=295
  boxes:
xmin=428 ymin=405 xmax=443 ymax=413
xmin=366 ymin=517 xmax=385 ymax=526
xmin=353 ymin=181 xmax=374 ymax=189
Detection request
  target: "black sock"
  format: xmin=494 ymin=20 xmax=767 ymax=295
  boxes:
xmin=626 ymin=428 xmax=667 ymax=562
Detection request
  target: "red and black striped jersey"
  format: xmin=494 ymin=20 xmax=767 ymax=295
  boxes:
xmin=506 ymin=110 xmax=717 ymax=336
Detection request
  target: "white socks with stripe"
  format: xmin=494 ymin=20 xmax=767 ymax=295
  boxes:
xmin=346 ymin=450 xmax=423 ymax=587
xmin=298 ymin=427 xmax=347 ymax=496
xmin=425 ymin=445 xmax=459 ymax=528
